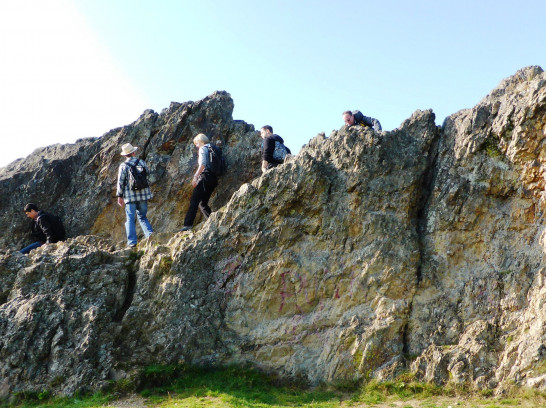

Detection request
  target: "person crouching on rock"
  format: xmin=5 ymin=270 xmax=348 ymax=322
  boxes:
xmin=181 ymin=133 xmax=218 ymax=232
xmin=20 ymin=203 xmax=66 ymax=254
xmin=342 ymin=110 xmax=382 ymax=131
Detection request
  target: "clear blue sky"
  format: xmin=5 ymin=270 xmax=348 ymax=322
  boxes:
xmin=1 ymin=0 xmax=545 ymax=167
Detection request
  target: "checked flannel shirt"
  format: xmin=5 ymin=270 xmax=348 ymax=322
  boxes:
xmin=116 ymin=157 xmax=153 ymax=203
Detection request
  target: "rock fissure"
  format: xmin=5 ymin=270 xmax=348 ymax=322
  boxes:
xmin=415 ymin=127 xmax=443 ymax=283
xmin=402 ymin=121 xmax=443 ymax=363
xmin=140 ymin=113 xmax=159 ymax=158
xmin=112 ymin=256 xmax=139 ymax=323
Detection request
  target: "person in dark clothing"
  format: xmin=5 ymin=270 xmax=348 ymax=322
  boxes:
xmin=342 ymin=110 xmax=382 ymax=131
xmin=181 ymin=133 xmax=218 ymax=232
xmin=20 ymin=203 xmax=66 ymax=254
xmin=260 ymin=125 xmax=291 ymax=173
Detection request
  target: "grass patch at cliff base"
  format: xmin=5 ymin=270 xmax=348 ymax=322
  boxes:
xmin=6 ymin=365 xmax=546 ymax=408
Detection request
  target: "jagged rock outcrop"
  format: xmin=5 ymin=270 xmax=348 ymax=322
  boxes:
xmin=0 ymin=91 xmax=261 ymax=249
xmin=0 ymin=237 xmax=126 ymax=395
xmin=1 ymin=67 xmax=546 ymax=397
xmin=409 ymin=65 xmax=546 ymax=392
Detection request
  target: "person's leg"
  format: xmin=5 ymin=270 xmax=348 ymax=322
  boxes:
xmin=198 ymin=177 xmax=218 ymax=219
xmin=135 ymin=200 xmax=153 ymax=238
xmin=20 ymin=242 xmax=43 ymax=254
xmin=183 ymin=181 xmax=206 ymax=227
xmin=124 ymin=202 xmax=138 ymax=246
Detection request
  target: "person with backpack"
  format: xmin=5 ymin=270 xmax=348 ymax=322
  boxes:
xmin=260 ymin=125 xmax=291 ymax=173
xmin=181 ymin=133 xmax=222 ymax=232
xmin=116 ymin=143 xmax=154 ymax=248
xmin=342 ymin=110 xmax=382 ymax=131
xmin=20 ymin=203 xmax=66 ymax=254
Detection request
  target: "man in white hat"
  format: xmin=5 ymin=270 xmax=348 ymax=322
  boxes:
xmin=116 ymin=143 xmax=153 ymax=248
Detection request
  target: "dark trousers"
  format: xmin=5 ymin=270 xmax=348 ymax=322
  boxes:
xmin=183 ymin=173 xmax=218 ymax=227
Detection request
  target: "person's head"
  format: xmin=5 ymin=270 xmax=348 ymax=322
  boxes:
xmin=260 ymin=125 xmax=273 ymax=138
xmin=193 ymin=133 xmax=209 ymax=148
xmin=24 ymin=203 xmax=40 ymax=219
xmin=121 ymin=143 xmax=138 ymax=156
xmin=342 ymin=111 xmax=355 ymax=126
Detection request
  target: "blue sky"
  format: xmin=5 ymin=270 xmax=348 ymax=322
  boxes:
xmin=1 ymin=0 xmax=545 ymax=167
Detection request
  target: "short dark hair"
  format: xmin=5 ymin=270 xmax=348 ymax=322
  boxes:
xmin=261 ymin=125 xmax=273 ymax=133
xmin=342 ymin=110 xmax=353 ymax=116
xmin=24 ymin=203 xmax=39 ymax=213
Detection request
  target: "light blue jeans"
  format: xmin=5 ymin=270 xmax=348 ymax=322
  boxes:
xmin=125 ymin=201 xmax=153 ymax=246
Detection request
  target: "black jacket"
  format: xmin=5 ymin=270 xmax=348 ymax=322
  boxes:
xmin=352 ymin=110 xmax=382 ymax=131
xmin=31 ymin=211 xmax=62 ymax=244
xmin=262 ymin=134 xmax=290 ymax=164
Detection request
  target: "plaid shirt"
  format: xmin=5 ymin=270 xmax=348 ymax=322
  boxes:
xmin=116 ymin=157 xmax=153 ymax=203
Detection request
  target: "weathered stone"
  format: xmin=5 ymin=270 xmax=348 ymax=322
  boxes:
xmin=408 ymin=66 xmax=546 ymax=390
xmin=0 ymin=236 xmax=130 ymax=395
xmin=2 ymin=67 xmax=546 ymax=397
xmin=0 ymin=91 xmax=261 ymax=249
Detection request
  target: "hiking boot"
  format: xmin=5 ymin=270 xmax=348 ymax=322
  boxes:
xmin=181 ymin=226 xmax=192 ymax=232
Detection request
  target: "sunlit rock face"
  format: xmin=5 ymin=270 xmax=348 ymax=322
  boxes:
xmin=1 ymin=67 xmax=546 ymax=397
xmin=0 ymin=90 xmax=261 ymax=249
xmin=409 ymin=65 xmax=546 ymax=392
xmin=214 ymin=109 xmax=439 ymax=384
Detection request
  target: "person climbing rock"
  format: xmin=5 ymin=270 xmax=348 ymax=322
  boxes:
xmin=181 ymin=133 xmax=219 ymax=231
xmin=260 ymin=125 xmax=291 ymax=173
xmin=342 ymin=110 xmax=382 ymax=131
xmin=20 ymin=203 xmax=66 ymax=254
xmin=116 ymin=142 xmax=154 ymax=248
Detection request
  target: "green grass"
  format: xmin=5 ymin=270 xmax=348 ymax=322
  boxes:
xmin=138 ymin=365 xmax=341 ymax=407
xmin=6 ymin=365 xmax=546 ymax=408
xmin=5 ymin=391 xmax=115 ymax=408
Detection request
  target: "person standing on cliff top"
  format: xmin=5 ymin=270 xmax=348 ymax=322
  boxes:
xmin=342 ymin=110 xmax=382 ymax=131
xmin=20 ymin=203 xmax=66 ymax=254
xmin=260 ymin=125 xmax=291 ymax=173
xmin=116 ymin=143 xmax=153 ymax=248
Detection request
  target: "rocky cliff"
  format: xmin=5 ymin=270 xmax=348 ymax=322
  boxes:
xmin=1 ymin=67 xmax=546 ymax=397
xmin=0 ymin=90 xmax=261 ymax=249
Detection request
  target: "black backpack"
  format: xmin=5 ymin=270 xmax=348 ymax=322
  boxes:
xmin=207 ymin=144 xmax=227 ymax=177
xmin=272 ymin=140 xmax=290 ymax=162
xmin=125 ymin=160 xmax=149 ymax=190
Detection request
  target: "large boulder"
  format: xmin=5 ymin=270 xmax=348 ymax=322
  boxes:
xmin=2 ymin=67 xmax=546 ymax=397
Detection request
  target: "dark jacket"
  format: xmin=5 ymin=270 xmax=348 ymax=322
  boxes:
xmin=31 ymin=211 xmax=64 ymax=244
xmin=352 ymin=110 xmax=382 ymax=131
xmin=262 ymin=134 xmax=291 ymax=165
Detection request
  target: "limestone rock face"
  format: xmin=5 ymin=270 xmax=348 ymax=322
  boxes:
xmin=214 ymin=110 xmax=439 ymax=383
xmin=409 ymin=66 xmax=546 ymax=391
xmin=0 ymin=91 xmax=261 ymax=249
xmin=0 ymin=237 xmax=127 ymax=395
xmin=409 ymin=67 xmax=546 ymax=387
xmin=1 ymin=67 xmax=546 ymax=397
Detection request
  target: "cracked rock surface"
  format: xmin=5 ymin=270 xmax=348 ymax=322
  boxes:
xmin=1 ymin=67 xmax=546 ymax=396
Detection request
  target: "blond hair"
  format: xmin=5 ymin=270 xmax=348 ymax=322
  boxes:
xmin=193 ymin=133 xmax=209 ymax=145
